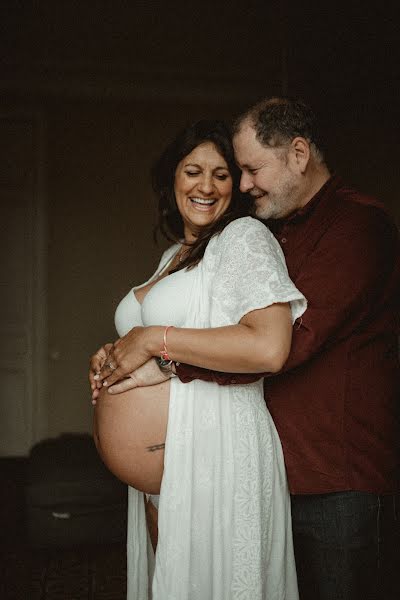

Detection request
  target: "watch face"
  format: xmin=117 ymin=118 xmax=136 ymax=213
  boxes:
xmin=157 ymin=357 xmax=173 ymax=370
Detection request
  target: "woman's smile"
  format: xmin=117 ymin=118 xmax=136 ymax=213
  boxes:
xmin=189 ymin=196 xmax=218 ymax=209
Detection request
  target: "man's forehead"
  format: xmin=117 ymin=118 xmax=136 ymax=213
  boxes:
xmin=233 ymin=122 xmax=257 ymax=143
xmin=234 ymin=126 xmax=275 ymax=164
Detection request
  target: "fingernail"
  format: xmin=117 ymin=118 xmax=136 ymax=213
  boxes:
xmin=103 ymin=380 xmax=108 ymax=387
xmin=108 ymin=388 xmax=114 ymax=394
xmin=94 ymin=374 xmax=99 ymax=380
xmin=91 ymin=399 xmax=97 ymax=405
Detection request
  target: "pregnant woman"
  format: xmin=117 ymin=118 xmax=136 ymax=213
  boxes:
xmin=90 ymin=120 xmax=306 ymax=599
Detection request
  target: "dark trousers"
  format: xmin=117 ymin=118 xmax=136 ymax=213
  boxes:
xmin=291 ymin=491 xmax=400 ymax=600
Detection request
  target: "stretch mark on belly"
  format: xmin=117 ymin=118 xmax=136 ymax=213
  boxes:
xmin=146 ymin=443 xmax=165 ymax=453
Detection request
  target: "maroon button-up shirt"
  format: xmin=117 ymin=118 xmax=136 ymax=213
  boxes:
xmin=176 ymin=176 xmax=400 ymax=494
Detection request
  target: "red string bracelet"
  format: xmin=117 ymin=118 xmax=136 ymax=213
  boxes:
xmin=160 ymin=325 xmax=174 ymax=361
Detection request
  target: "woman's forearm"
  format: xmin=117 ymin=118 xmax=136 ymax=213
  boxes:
xmin=144 ymin=303 xmax=292 ymax=374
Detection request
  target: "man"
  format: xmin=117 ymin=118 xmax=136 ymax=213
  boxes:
xmin=94 ymin=97 xmax=400 ymax=599
xmin=229 ymin=98 xmax=400 ymax=600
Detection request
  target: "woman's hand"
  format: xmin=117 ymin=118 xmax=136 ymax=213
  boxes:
xmin=95 ymin=326 xmax=163 ymax=389
xmin=89 ymin=342 xmax=114 ymax=403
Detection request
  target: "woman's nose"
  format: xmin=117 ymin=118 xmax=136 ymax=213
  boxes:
xmin=197 ymin=175 xmax=214 ymax=195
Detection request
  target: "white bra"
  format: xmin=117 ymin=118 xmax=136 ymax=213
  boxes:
xmin=114 ymin=257 xmax=198 ymax=338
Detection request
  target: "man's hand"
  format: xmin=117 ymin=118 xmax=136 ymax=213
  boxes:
xmin=106 ymin=358 xmax=172 ymax=395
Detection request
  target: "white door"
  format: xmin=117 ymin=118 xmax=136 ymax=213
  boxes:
xmin=0 ymin=115 xmax=47 ymax=456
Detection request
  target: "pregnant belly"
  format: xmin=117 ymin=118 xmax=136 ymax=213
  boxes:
xmin=93 ymin=380 xmax=170 ymax=494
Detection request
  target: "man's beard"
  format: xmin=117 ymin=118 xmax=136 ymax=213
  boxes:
xmin=253 ymin=174 xmax=299 ymax=221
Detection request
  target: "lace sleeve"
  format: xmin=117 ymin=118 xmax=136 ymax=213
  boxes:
xmin=208 ymin=217 xmax=307 ymax=326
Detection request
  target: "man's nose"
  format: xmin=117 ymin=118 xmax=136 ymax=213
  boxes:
xmin=240 ymin=171 xmax=254 ymax=193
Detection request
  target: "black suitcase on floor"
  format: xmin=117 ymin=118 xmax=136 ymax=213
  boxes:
xmin=25 ymin=433 xmax=127 ymax=548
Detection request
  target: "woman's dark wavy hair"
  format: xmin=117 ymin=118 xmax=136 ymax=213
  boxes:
xmin=152 ymin=119 xmax=252 ymax=271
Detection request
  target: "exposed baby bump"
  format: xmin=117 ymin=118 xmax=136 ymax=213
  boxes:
xmin=93 ymin=380 xmax=170 ymax=493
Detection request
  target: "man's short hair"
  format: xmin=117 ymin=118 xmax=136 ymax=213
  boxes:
xmin=233 ymin=97 xmax=325 ymax=162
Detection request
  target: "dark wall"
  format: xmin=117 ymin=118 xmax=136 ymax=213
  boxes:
xmin=286 ymin=5 xmax=399 ymax=218
xmin=1 ymin=2 xmax=398 ymax=437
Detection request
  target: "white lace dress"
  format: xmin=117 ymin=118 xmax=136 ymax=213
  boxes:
xmin=120 ymin=217 xmax=307 ymax=600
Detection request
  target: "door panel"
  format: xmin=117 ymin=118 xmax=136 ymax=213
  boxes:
xmin=0 ymin=116 xmax=46 ymax=455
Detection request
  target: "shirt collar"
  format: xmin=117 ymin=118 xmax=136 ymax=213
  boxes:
xmin=267 ymin=174 xmax=343 ymax=232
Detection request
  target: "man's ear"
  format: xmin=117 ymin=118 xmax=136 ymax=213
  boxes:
xmin=290 ymin=137 xmax=310 ymax=173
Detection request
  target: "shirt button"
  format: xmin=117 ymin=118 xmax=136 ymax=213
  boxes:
xmin=281 ymin=237 xmax=287 ymax=244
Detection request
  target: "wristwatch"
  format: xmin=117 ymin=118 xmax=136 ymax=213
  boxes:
xmin=155 ymin=356 xmax=176 ymax=375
